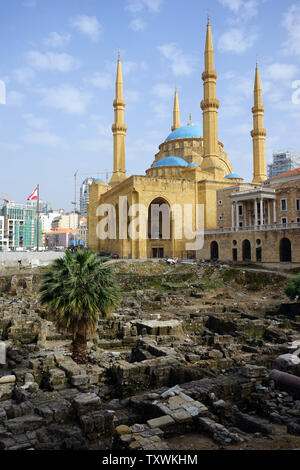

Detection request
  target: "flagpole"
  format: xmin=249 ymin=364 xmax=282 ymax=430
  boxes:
xmin=36 ymin=184 xmax=39 ymax=252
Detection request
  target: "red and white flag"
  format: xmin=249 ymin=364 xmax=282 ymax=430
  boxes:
xmin=27 ymin=186 xmax=38 ymax=201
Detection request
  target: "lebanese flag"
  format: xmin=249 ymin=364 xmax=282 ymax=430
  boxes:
xmin=27 ymin=186 xmax=38 ymax=201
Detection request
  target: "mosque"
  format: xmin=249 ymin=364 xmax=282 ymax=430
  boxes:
xmin=88 ymin=20 xmax=300 ymax=263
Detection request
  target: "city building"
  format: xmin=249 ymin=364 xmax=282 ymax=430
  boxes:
xmin=79 ymin=217 xmax=88 ymax=247
xmin=88 ymin=19 xmax=300 ymax=263
xmin=80 ymin=177 xmax=104 ymax=217
xmin=51 ymin=212 xmax=80 ymax=231
xmin=0 ymin=202 xmax=42 ymax=250
xmin=45 ymin=229 xmax=80 ymax=250
xmin=0 ymin=216 xmax=8 ymax=251
xmin=267 ymin=150 xmax=300 ymax=178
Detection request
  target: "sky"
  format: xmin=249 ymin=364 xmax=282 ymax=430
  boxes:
xmin=0 ymin=0 xmax=300 ymax=211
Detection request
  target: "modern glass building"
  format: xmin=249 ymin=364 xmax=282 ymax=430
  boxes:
xmin=0 ymin=202 xmax=42 ymax=250
xmin=268 ymin=150 xmax=300 ymax=178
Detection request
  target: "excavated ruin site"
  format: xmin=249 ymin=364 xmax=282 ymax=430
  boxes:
xmin=0 ymin=260 xmax=300 ymax=451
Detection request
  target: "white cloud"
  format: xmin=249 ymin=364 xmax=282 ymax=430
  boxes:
xmin=23 ymin=113 xmax=49 ymax=130
xmin=88 ymin=72 xmax=113 ymax=89
xmin=218 ymin=0 xmax=260 ymax=21
xmin=152 ymin=83 xmax=174 ymax=100
xmin=13 ymin=67 xmax=35 ymax=83
xmin=90 ymin=115 xmax=111 ymax=137
xmin=263 ymin=62 xmax=298 ymax=82
xmin=282 ymin=4 xmax=300 ymax=56
xmin=151 ymin=102 xmax=169 ymax=120
xmin=157 ymin=43 xmax=195 ymax=76
xmin=27 ymin=51 xmax=81 ymax=72
xmin=7 ymin=91 xmax=25 ymax=106
xmin=70 ymin=15 xmax=101 ymax=41
xmin=24 ymin=132 xmax=66 ymax=148
xmin=130 ymin=18 xmax=145 ymax=32
xmin=79 ymin=139 xmax=111 ymax=153
xmin=44 ymin=32 xmax=71 ymax=48
xmin=126 ymin=0 xmax=163 ymax=14
xmin=125 ymin=90 xmax=141 ymax=103
xmin=38 ymin=85 xmax=92 ymax=115
xmin=122 ymin=60 xmax=148 ymax=76
xmin=218 ymin=28 xmax=258 ymax=54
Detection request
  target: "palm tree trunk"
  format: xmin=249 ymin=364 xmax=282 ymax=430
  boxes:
xmin=72 ymin=333 xmax=87 ymax=364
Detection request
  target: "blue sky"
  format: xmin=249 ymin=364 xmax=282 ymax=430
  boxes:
xmin=0 ymin=0 xmax=300 ymax=210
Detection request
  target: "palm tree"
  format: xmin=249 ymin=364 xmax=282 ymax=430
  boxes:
xmin=39 ymin=249 xmax=119 ymax=364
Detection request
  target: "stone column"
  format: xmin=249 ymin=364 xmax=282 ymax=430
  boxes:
xmin=232 ymin=202 xmax=235 ymax=229
xmin=273 ymin=200 xmax=277 ymax=223
xmin=254 ymin=198 xmax=258 ymax=227
xmin=236 ymin=202 xmax=240 ymax=229
xmin=260 ymin=199 xmax=264 ymax=227
xmin=268 ymin=200 xmax=271 ymax=225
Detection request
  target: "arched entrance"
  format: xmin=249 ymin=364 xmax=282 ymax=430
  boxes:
xmin=210 ymin=241 xmax=219 ymax=261
xmin=280 ymin=238 xmax=292 ymax=262
xmin=242 ymin=240 xmax=251 ymax=261
xmin=148 ymin=197 xmax=171 ymax=259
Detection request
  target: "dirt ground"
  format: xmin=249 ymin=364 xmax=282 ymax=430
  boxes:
xmin=166 ymin=427 xmax=300 ymax=451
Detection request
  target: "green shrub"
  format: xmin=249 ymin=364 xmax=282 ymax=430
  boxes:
xmin=284 ymin=274 xmax=300 ymax=300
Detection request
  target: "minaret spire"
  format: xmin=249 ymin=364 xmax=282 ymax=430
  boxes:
xmin=110 ymin=51 xmax=127 ymax=186
xmin=171 ymin=87 xmax=180 ymax=131
xmin=201 ymin=17 xmax=220 ymax=174
xmin=251 ymin=62 xmax=267 ymax=183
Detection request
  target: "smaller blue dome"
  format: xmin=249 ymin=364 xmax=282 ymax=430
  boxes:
xmin=188 ymin=162 xmax=199 ymax=167
xmin=165 ymin=125 xmax=202 ymax=142
xmin=94 ymin=178 xmax=104 ymax=182
xmin=153 ymin=156 xmax=188 ymax=168
xmin=225 ymin=173 xmax=242 ymax=179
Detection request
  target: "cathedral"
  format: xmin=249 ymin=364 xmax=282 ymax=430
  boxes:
xmin=88 ymin=20 xmax=300 ymax=263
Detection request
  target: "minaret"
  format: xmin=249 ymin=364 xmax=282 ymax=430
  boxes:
xmin=110 ymin=51 xmax=127 ymax=186
xmin=171 ymin=88 xmax=180 ymax=131
xmin=251 ymin=61 xmax=267 ymax=183
xmin=201 ymin=16 xmax=220 ymax=172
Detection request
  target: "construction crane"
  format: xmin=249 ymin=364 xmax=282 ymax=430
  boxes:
xmin=71 ymin=170 xmax=78 ymax=213
xmin=0 ymin=195 xmax=9 ymax=204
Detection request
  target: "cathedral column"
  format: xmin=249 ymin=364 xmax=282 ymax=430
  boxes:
xmin=260 ymin=199 xmax=264 ymax=227
xmin=232 ymin=203 xmax=235 ymax=229
xmin=110 ymin=52 xmax=127 ymax=186
xmin=273 ymin=200 xmax=277 ymax=223
xmin=254 ymin=199 xmax=258 ymax=227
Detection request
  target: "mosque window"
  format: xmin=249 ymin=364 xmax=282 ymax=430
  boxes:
xmin=238 ymin=205 xmax=243 ymax=216
xmin=281 ymin=217 xmax=288 ymax=225
xmin=296 ymin=198 xmax=300 ymax=211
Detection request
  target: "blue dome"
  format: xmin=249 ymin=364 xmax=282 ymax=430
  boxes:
xmin=153 ymin=156 xmax=188 ymax=168
xmin=94 ymin=178 xmax=104 ymax=182
xmin=188 ymin=162 xmax=199 ymax=167
xmin=165 ymin=125 xmax=202 ymax=142
xmin=225 ymin=173 xmax=241 ymax=179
